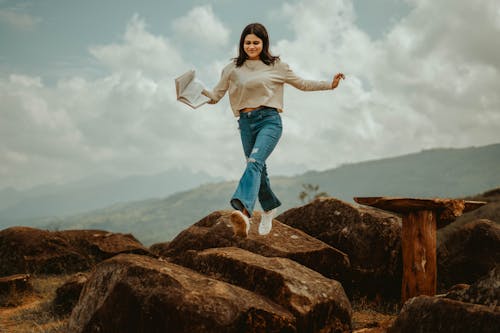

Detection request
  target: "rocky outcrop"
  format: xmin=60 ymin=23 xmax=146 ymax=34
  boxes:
xmin=178 ymin=247 xmax=352 ymax=333
xmin=149 ymin=241 xmax=170 ymax=256
xmin=387 ymin=295 xmax=500 ymax=333
xmin=52 ymin=272 xmax=89 ymax=316
xmin=0 ymin=227 xmax=151 ymax=276
xmin=446 ymin=265 xmax=499 ymax=309
xmin=157 ymin=210 xmax=351 ymax=282
xmin=455 ymin=187 xmax=500 ymax=225
xmin=0 ymin=274 xmax=32 ymax=306
xmin=276 ymin=197 xmax=402 ymax=298
xmin=68 ymin=254 xmax=296 ymax=333
xmin=62 ymin=229 xmax=150 ymax=259
xmin=437 ymin=219 xmax=500 ymax=290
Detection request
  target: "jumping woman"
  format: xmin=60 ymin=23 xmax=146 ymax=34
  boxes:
xmin=202 ymin=22 xmax=344 ymax=237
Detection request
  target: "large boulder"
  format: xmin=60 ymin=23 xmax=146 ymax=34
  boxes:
xmin=0 ymin=227 xmax=87 ymax=275
xmin=445 ymin=265 xmax=499 ymax=309
xmin=437 ymin=219 xmax=500 ymax=290
xmin=149 ymin=241 xmax=170 ymax=255
xmin=0 ymin=274 xmax=32 ymax=306
xmin=68 ymin=254 xmax=296 ymax=333
xmin=454 ymin=187 xmax=500 ymax=226
xmin=387 ymin=295 xmax=500 ymax=333
xmin=276 ymin=197 xmax=402 ymax=298
xmin=62 ymin=229 xmax=150 ymax=260
xmin=178 ymin=247 xmax=352 ymax=333
xmin=157 ymin=210 xmax=351 ymax=283
xmin=0 ymin=227 xmax=151 ymax=276
xmin=52 ymin=272 xmax=89 ymax=316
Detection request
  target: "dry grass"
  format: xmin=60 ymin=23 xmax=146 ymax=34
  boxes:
xmin=351 ymin=295 xmax=400 ymax=314
xmin=352 ymin=309 xmax=396 ymax=332
xmin=0 ymin=274 xmax=72 ymax=333
xmin=351 ymin=296 xmax=399 ymax=332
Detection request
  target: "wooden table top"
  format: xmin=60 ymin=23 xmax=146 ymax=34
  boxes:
xmin=353 ymin=197 xmax=487 ymax=228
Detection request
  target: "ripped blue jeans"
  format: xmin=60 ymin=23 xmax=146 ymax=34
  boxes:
xmin=230 ymin=107 xmax=282 ymax=217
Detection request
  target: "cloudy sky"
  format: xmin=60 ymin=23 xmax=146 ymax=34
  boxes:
xmin=1 ymin=0 xmax=499 ymax=190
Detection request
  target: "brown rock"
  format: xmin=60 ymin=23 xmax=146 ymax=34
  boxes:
xmin=446 ymin=265 xmax=499 ymax=310
xmin=179 ymin=247 xmax=352 ymax=333
xmin=149 ymin=241 xmax=170 ymax=256
xmin=0 ymin=227 xmax=151 ymax=276
xmin=68 ymin=254 xmax=296 ymax=333
xmin=52 ymin=272 xmax=89 ymax=316
xmin=157 ymin=210 xmax=350 ymax=282
xmin=444 ymin=283 xmax=471 ymax=299
xmin=62 ymin=230 xmax=150 ymax=260
xmin=456 ymin=187 xmax=500 ymax=225
xmin=387 ymin=295 xmax=500 ymax=333
xmin=0 ymin=227 xmax=86 ymax=276
xmin=0 ymin=274 xmax=32 ymax=306
xmin=276 ymin=197 xmax=402 ymax=298
xmin=437 ymin=219 xmax=500 ymax=290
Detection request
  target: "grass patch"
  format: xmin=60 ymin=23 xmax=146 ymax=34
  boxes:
xmin=351 ymin=295 xmax=399 ymax=331
xmin=0 ymin=274 xmax=74 ymax=333
xmin=351 ymin=295 xmax=400 ymax=315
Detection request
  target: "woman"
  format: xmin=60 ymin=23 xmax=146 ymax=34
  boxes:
xmin=203 ymin=23 xmax=344 ymax=237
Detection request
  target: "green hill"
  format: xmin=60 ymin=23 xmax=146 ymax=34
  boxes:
xmin=34 ymin=143 xmax=500 ymax=245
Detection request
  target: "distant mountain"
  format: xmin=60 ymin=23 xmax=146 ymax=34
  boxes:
xmin=295 ymin=143 xmax=500 ymax=200
xmin=0 ymin=169 xmax=222 ymax=226
xmin=24 ymin=143 xmax=499 ymax=246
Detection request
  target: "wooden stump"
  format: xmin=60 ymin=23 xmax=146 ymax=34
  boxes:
xmin=401 ymin=210 xmax=437 ymax=302
xmin=353 ymin=197 xmax=486 ymax=304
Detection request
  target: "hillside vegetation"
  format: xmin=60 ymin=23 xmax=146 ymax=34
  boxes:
xmin=6 ymin=144 xmax=500 ymax=245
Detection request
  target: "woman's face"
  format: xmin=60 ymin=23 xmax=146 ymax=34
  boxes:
xmin=243 ymin=34 xmax=263 ymax=60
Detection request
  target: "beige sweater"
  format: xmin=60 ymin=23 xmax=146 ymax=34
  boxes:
xmin=202 ymin=59 xmax=333 ymax=117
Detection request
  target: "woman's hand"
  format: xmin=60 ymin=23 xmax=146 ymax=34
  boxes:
xmin=331 ymin=73 xmax=345 ymax=89
xmin=202 ymin=89 xmax=217 ymax=104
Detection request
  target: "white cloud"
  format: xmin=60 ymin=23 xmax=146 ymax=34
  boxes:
xmin=375 ymin=0 xmax=500 ymax=145
xmin=0 ymin=14 xmax=240 ymax=189
xmin=9 ymin=74 xmax=42 ymax=87
xmin=0 ymin=9 xmax=41 ymax=30
xmin=90 ymin=14 xmax=185 ymax=77
xmin=172 ymin=5 xmax=230 ymax=47
xmin=1 ymin=1 xmax=499 ymax=190
xmin=267 ymin=0 xmax=500 ymax=171
xmin=0 ymin=74 xmax=84 ymax=187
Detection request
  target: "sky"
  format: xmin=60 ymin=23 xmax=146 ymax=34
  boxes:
xmin=0 ymin=0 xmax=499 ymax=190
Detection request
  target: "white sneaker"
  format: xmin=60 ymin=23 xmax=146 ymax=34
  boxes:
xmin=230 ymin=210 xmax=250 ymax=237
xmin=258 ymin=208 xmax=276 ymax=235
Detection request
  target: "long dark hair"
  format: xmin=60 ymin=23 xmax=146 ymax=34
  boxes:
xmin=234 ymin=23 xmax=280 ymax=67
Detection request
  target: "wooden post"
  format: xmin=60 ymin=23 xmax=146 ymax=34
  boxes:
xmin=353 ymin=197 xmax=486 ymax=304
xmin=401 ymin=210 xmax=437 ymax=302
